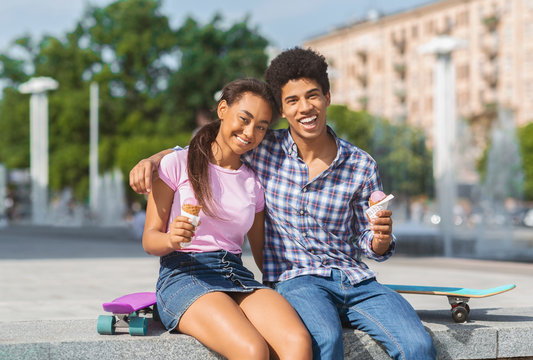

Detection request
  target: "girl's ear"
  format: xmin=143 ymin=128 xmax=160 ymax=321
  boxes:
xmin=217 ymin=100 xmax=228 ymax=120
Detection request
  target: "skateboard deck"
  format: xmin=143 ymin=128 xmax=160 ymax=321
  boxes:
xmin=385 ymin=284 xmax=516 ymax=323
xmin=97 ymin=292 xmax=157 ymax=336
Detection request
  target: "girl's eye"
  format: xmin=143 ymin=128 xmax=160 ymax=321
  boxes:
xmin=240 ymin=116 xmax=249 ymax=123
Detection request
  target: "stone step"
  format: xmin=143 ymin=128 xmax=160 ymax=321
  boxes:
xmin=2 ymin=307 xmax=533 ymax=359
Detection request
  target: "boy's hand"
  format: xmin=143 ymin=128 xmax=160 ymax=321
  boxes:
xmin=371 ymin=210 xmax=393 ymax=255
xmin=129 ymin=158 xmax=158 ymax=194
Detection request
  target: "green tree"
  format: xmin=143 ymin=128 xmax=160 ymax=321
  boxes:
xmin=327 ymin=105 xmax=433 ymax=206
xmin=518 ymin=122 xmax=533 ymax=201
xmin=0 ymin=0 xmax=271 ymax=204
xmin=168 ymin=14 xmax=269 ymax=128
xmin=327 ymin=105 xmax=372 ymax=152
xmin=0 ymin=37 xmax=35 ymax=169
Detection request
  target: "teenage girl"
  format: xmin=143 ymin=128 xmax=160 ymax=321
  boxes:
xmin=142 ymin=78 xmax=312 ymax=360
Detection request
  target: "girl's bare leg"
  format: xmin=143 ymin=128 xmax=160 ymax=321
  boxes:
xmin=232 ymin=288 xmax=312 ymax=360
xmin=177 ymin=291 xmax=269 ymax=360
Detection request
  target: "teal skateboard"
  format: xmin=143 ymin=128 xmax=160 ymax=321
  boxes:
xmin=385 ymin=284 xmax=516 ymax=323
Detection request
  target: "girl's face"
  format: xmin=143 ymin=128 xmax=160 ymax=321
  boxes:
xmin=216 ymin=92 xmax=272 ymax=156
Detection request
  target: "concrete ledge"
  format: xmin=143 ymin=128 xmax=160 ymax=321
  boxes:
xmin=2 ymin=307 xmax=533 ymax=359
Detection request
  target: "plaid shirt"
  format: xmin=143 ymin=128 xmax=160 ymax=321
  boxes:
xmin=242 ymin=127 xmax=395 ymax=285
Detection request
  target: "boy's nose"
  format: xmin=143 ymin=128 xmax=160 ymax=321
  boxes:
xmin=298 ymin=98 xmax=312 ymax=112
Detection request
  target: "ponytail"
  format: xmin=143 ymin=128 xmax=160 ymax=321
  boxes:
xmin=187 ymin=120 xmax=220 ymax=217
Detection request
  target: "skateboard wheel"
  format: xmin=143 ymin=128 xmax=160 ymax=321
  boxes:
xmin=97 ymin=315 xmax=116 ymax=335
xmin=452 ymin=306 xmax=468 ymax=323
xmin=129 ymin=316 xmax=147 ymax=336
xmin=152 ymin=303 xmax=160 ymax=322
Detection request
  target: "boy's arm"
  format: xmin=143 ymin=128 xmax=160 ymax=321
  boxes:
xmin=129 ymin=149 xmax=174 ymax=194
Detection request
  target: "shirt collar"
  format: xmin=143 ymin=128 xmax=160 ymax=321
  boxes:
xmin=281 ymin=125 xmax=350 ymax=164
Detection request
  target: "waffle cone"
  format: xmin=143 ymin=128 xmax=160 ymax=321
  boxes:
xmin=182 ymin=204 xmax=202 ymax=216
xmin=369 ymin=199 xmax=382 ymax=207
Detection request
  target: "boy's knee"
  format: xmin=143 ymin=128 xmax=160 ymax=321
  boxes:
xmin=311 ymin=323 xmax=343 ymax=348
xmin=400 ymin=331 xmax=436 ymax=360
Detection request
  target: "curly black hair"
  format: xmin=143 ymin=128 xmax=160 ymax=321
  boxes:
xmin=265 ymin=47 xmax=330 ymax=110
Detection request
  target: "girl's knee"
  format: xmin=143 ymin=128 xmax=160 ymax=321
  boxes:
xmin=234 ymin=337 xmax=270 ymax=360
xmin=276 ymin=328 xmax=313 ymax=359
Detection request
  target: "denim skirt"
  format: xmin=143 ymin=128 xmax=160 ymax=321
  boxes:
xmin=156 ymin=250 xmax=266 ymax=331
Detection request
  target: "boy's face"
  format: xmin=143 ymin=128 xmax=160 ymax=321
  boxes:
xmin=280 ymin=78 xmax=330 ymax=143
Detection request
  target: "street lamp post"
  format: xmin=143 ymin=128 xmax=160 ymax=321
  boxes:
xmin=0 ymin=163 xmax=6 ymax=225
xmin=19 ymin=77 xmax=58 ymax=224
xmin=89 ymin=82 xmax=99 ymax=216
xmin=420 ymin=36 xmax=466 ymax=257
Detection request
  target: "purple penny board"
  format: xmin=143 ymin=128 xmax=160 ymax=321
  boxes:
xmin=102 ymin=292 xmax=156 ymax=314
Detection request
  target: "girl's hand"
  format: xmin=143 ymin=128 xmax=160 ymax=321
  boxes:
xmin=167 ymin=216 xmax=197 ymax=250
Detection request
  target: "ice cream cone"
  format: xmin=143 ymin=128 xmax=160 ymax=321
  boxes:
xmin=182 ymin=203 xmax=202 ymax=216
xmin=181 ymin=198 xmax=202 ymax=226
xmin=366 ymin=191 xmax=394 ymax=220
xmin=179 ymin=198 xmax=202 ymax=248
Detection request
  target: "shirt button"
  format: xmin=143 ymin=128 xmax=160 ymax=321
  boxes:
xmin=302 ymin=187 xmax=307 ymax=192
xmin=299 ymin=210 xmax=305 ymax=215
xmin=303 ymin=232 xmax=307 ymax=237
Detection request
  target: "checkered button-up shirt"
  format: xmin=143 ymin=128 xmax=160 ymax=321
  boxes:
xmin=242 ymin=127 xmax=395 ymax=285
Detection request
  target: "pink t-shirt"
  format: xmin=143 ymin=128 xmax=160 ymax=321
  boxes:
xmin=158 ymin=149 xmax=264 ymax=254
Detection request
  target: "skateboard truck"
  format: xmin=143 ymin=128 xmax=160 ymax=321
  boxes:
xmin=447 ymin=296 xmax=470 ymax=323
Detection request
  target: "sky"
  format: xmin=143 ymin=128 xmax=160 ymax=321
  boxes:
xmin=0 ymin=0 xmax=436 ymax=53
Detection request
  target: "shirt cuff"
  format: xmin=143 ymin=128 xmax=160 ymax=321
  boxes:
xmin=368 ymin=232 xmax=396 ymax=262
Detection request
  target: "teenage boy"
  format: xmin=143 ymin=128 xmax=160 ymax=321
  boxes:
xmin=129 ymin=48 xmax=436 ymax=360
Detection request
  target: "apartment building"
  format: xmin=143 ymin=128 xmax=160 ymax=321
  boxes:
xmin=304 ymin=0 xmax=533 ymax=155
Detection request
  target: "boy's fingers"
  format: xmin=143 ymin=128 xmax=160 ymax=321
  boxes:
xmin=144 ymin=167 xmax=152 ymax=193
xmin=377 ymin=210 xmax=392 ymax=217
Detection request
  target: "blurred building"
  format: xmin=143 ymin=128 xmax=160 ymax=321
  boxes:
xmin=304 ymin=0 xmax=533 ymax=182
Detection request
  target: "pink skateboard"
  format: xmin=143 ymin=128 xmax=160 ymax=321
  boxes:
xmin=97 ymin=292 xmax=157 ymax=336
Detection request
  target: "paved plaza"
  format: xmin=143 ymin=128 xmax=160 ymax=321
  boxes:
xmin=0 ymin=224 xmax=532 ymax=323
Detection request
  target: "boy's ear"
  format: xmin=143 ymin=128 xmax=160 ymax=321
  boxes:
xmin=217 ymin=100 xmax=228 ymax=120
xmin=325 ymin=91 xmax=331 ymax=106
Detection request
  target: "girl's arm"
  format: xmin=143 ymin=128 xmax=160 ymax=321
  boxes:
xmin=247 ymin=210 xmax=265 ymax=273
xmin=142 ymin=177 xmax=195 ymax=256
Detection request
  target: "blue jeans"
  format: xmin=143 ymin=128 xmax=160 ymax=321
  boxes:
xmin=275 ymin=270 xmax=436 ymax=360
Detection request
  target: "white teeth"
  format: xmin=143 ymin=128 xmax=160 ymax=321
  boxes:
xmin=236 ymin=136 xmax=250 ymax=144
xmin=299 ymin=116 xmax=317 ymax=124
